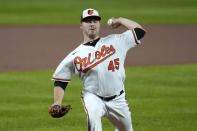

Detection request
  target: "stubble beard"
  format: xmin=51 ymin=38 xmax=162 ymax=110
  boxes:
xmin=89 ymin=34 xmax=96 ymax=39
xmin=88 ymin=29 xmax=99 ymax=39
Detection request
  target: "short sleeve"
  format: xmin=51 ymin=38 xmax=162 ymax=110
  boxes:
xmin=52 ymin=54 xmax=74 ymax=82
xmin=119 ymin=29 xmax=141 ymax=51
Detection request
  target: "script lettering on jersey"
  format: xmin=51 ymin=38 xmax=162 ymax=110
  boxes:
xmin=74 ymin=45 xmax=116 ymax=73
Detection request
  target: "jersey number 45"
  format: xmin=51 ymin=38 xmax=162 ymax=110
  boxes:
xmin=108 ymin=58 xmax=119 ymax=72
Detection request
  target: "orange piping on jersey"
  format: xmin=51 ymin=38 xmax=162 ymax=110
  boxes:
xmin=131 ymin=29 xmax=140 ymax=44
xmin=52 ymin=78 xmax=71 ymax=82
xmin=81 ymin=95 xmax=91 ymax=131
xmin=82 ymin=50 xmax=115 ymax=73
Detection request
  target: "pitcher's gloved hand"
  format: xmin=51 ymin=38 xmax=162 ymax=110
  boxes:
xmin=49 ymin=105 xmax=72 ymax=118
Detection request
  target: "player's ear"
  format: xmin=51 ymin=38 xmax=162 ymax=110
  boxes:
xmin=80 ymin=23 xmax=83 ymax=29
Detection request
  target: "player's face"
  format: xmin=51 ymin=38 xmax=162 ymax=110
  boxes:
xmin=80 ymin=17 xmax=101 ymax=39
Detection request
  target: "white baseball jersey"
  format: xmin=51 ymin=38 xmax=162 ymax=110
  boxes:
xmin=52 ymin=29 xmax=140 ymax=97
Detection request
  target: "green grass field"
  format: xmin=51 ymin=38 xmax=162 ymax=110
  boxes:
xmin=0 ymin=64 xmax=197 ymax=131
xmin=0 ymin=0 xmax=197 ymax=25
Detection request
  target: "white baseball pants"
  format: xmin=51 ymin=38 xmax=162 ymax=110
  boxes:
xmin=81 ymin=91 xmax=133 ymax=131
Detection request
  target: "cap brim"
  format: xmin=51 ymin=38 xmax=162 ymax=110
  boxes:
xmin=81 ymin=16 xmax=101 ymax=22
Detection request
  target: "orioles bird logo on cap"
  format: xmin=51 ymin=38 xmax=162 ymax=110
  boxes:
xmin=88 ymin=10 xmax=94 ymax=15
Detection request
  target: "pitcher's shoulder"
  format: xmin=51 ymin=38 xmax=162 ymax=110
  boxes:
xmin=101 ymin=33 xmax=120 ymax=42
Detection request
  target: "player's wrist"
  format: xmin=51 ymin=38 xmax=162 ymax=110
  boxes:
xmin=117 ymin=17 xmax=123 ymax=24
xmin=53 ymin=101 xmax=61 ymax=106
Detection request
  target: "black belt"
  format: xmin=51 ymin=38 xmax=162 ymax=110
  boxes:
xmin=98 ymin=90 xmax=124 ymax=101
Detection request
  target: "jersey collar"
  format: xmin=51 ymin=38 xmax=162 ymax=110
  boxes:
xmin=83 ymin=38 xmax=100 ymax=47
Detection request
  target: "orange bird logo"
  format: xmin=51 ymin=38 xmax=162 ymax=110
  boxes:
xmin=88 ymin=10 xmax=94 ymax=15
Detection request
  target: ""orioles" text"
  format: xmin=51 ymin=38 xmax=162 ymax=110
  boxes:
xmin=74 ymin=45 xmax=116 ymax=73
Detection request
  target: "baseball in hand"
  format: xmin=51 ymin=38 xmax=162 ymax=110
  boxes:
xmin=107 ymin=19 xmax=113 ymax=26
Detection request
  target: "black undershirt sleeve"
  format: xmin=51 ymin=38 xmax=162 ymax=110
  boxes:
xmin=54 ymin=81 xmax=68 ymax=91
xmin=134 ymin=28 xmax=146 ymax=40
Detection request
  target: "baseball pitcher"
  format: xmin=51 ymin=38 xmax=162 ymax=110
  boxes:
xmin=49 ymin=8 xmax=146 ymax=131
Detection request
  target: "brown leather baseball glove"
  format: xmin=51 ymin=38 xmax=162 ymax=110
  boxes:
xmin=49 ymin=105 xmax=72 ymax=118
